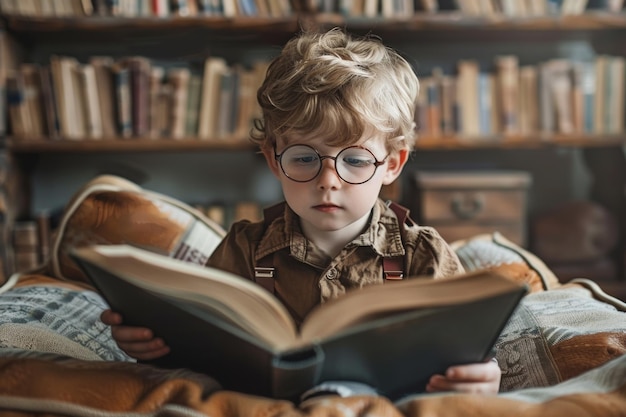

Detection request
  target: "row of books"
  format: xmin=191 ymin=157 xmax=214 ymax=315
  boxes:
xmin=6 ymin=54 xmax=270 ymax=141
xmin=11 ymin=216 xmax=51 ymax=273
xmin=316 ymin=0 xmax=623 ymax=16
xmin=1 ymin=0 xmax=622 ymax=19
xmin=415 ymin=55 xmax=625 ymax=139
xmin=454 ymin=0 xmax=599 ymax=16
xmin=0 ymin=0 xmax=295 ymax=18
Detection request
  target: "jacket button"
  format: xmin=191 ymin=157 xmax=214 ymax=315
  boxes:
xmin=326 ymin=268 xmax=338 ymax=280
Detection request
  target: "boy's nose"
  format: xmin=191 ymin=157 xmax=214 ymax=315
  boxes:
xmin=316 ymin=159 xmax=342 ymax=189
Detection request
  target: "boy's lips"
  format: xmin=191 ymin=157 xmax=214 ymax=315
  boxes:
xmin=313 ymin=203 xmax=341 ymax=212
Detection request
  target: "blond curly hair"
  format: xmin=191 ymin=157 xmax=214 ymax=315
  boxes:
xmin=251 ymin=27 xmax=420 ymax=153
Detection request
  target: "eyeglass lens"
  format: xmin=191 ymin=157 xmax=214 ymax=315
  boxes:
xmin=277 ymin=145 xmax=381 ymax=184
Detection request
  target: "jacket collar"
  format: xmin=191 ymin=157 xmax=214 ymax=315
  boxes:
xmin=254 ymin=199 xmax=405 ymax=263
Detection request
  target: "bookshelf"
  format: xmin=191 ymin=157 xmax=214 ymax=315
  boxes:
xmin=0 ymin=1 xmax=625 ymax=299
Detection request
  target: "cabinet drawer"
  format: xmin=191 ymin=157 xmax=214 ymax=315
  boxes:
xmin=420 ymin=189 xmax=527 ymax=222
xmin=410 ymin=171 xmax=532 ymax=247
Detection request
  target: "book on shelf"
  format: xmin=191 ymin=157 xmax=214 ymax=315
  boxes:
xmin=167 ymin=67 xmax=191 ymax=139
xmin=593 ymin=55 xmax=609 ymax=135
xmin=538 ymin=61 xmax=556 ymax=134
xmin=148 ymin=66 xmax=166 ymax=138
xmin=547 ymin=59 xmax=575 ymax=135
xmin=216 ymin=67 xmax=238 ymax=138
xmin=5 ymin=70 xmax=29 ymax=138
xmin=423 ymin=76 xmax=441 ymax=137
xmin=90 ymin=56 xmax=117 ymax=139
xmin=0 ymin=28 xmax=19 ymax=137
xmin=185 ymin=74 xmax=202 ymax=137
xmin=128 ymin=56 xmax=151 ymax=138
xmin=456 ymin=59 xmax=480 ymax=137
xmin=518 ymin=65 xmax=540 ymax=136
xmin=38 ymin=64 xmax=61 ymax=139
xmin=111 ymin=60 xmax=133 ymax=138
xmin=438 ymin=71 xmax=457 ymax=136
xmin=50 ymin=55 xmax=86 ymax=140
xmin=606 ymin=55 xmax=625 ymax=134
xmin=198 ymin=56 xmax=229 ymax=139
xmin=70 ymin=244 xmax=527 ymax=401
xmin=76 ymin=63 xmax=104 ymax=139
xmin=494 ymin=55 xmax=520 ymax=136
xmin=570 ymin=62 xmax=585 ymax=134
xmin=21 ymin=64 xmax=46 ymax=138
xmin=580 ymin=60 xmax=596 ymax=134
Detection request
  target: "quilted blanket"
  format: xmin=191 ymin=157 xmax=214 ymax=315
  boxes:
xmin=0 ymin=349 xmax=624 ymax=417
xmin=0 ymin=275 xmax=624 ymax=417
xmin=0 ymin=176 xmax=624 ymax=416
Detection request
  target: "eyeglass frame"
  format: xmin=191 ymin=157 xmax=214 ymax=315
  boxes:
xmin=273 ymin=144 xmax=389 ymax=185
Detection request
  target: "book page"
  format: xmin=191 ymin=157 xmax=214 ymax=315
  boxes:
xmin=298 ymin=270 xmax=525 ymax=344
xmin=73 ymin=245 xmax=298 ymax=350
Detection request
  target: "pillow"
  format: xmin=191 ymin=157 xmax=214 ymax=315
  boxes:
xmin=0 ymin=277 xmax=131 ymax=361
xmin=48 ymin=175 xmax=226 ymax=285
xmin=450 ymin=232 xmax=626 ymax=392
xmin=494 ymin=283 xmax=626 ymax=391
xmin=450 ymin=231 xmax=561 ymax=292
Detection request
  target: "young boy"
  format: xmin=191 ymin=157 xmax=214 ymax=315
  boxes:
xmin=102 ymin=27 xmax=501 ymax=395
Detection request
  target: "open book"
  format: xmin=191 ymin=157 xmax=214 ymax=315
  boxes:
xmin=71 ymin=244 xmax=527 ymax=401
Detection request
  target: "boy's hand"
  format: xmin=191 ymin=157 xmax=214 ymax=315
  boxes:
xmin=100 ymin=309 xmax=170 ymax=361
xmin=426 ymin=360 xmax=501 ymax=394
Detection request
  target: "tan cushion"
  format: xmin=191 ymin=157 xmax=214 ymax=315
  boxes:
xmin=451 ymin=231 xmax=560 ymax=292
xmin=48 ymin=175 xmax=226 ymax=284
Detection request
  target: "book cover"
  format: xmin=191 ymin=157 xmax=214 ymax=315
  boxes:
xmin=185 ymin=74 xmax=202 ymax=137
xmin=71 ymin=244 xmax=527 ymax=402
xmin=38 ymin=65 xmax=61 ymax=139
xmin=128 ymin=56 xmax=151 ymax=138
xmin=111 ymin=60 xmax=133 ymax=138
xmin=20 ymin=64 xmax=46 ymax=138
xmin=6 ymin=71 xmax=29 ymax=138
xmin=494 ymin=55 xmax=520 ymax=136
xmin=167 ymin=67 xmax=191 ymax=139
xmin=77 ymin=63 xmax=104 ymax=139
xmin=456 ymin=59 xmax=480 ymax=137
xmin=198 ymin=57 xmax=228 ymax=139
xmin=90 ymin=56 xmax=117 ymax=139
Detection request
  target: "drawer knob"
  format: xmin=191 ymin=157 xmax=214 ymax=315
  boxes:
xmin=451 ymin=193 xmax=484 ymax=219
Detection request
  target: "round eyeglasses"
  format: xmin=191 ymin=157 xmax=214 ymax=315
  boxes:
xmin=274 ymin=144 xmax=389 ymax=185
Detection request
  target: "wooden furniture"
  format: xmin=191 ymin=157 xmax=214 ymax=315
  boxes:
xmin=410 ymin=171 xmax=532 ymax=246
xmin=0 ymin=3 xmax=624 ymax=298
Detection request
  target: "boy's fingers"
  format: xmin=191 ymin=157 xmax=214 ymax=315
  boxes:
xmin=100 ymin=309 xmax=123 ymax=325
xmin=446 ymin=362 xmax=501 ymax=381
xmin=110 ymin=325 xmax=154 ymax=343
xmin=118 ymin=342 xmax=170 ymax=360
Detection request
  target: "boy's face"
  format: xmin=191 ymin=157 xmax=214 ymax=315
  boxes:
xmin=263 ymin=133 xmax=408 ymax=234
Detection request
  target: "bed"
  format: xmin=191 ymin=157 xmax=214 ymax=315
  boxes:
xmin=0 ymin=175 xmax=624 ymax=417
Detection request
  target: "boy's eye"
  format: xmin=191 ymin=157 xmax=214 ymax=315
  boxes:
xmin=341 ymin=152 xmax=374 ymax=168
xmin=291 ymin=153 xmax=319 ymax=165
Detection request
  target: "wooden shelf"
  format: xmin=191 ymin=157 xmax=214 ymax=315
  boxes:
xmin=0 ymin=15 xmax=303 ymax=44
xmin=2 ymin=15 xmax=303 ymax=32
xmin=4 ymin=138 xmax=256 ymax=153
xmin=341 ymin=11 xmax=626 ymax=31
xmin=5 ymin=134 xmax=624 ymax=154
xmin=3 ymin=12 xmax=626 ymax=34
xmin=414 ymin=134 xmax=626 ymax=150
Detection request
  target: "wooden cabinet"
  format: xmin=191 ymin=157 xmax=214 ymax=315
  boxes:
xmin=410 ymin=171 xmax=532 ymax=246
xmin=0 ymin=2 xmax=625 ymax=298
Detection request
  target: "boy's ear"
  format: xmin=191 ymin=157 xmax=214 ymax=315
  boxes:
xmin=262 ymin=148 xmax=281 ymax=178
xmin=382 ymin=148 xmax=409 ymax=185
